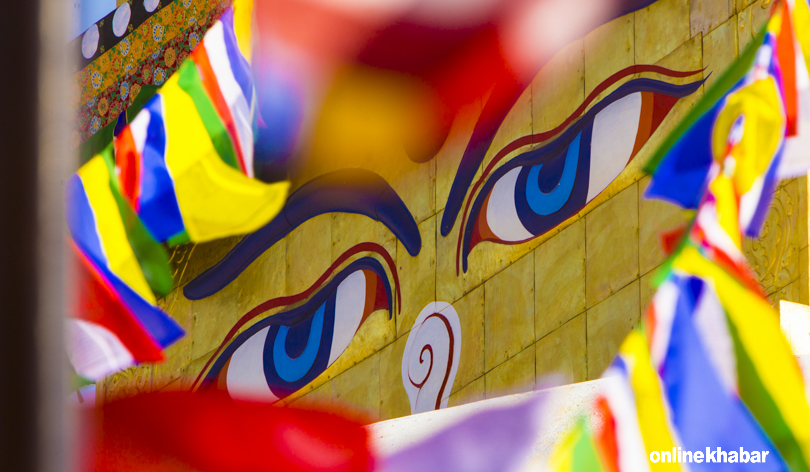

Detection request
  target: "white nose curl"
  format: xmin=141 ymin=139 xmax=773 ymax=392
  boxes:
xmin=402 ymin=302 xmax=462 ymax=414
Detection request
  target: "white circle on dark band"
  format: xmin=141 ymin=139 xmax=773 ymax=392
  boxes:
xmin=81 ymin=25 xmax=100 ymax=59
xmin=112 ymin=3 xmax=131 ymax=37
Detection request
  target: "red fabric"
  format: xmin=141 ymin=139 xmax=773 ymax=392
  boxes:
xmin=191 ymin=45 xmax=248 ymax=174
xmin=252 ymin=0 xmax=519 ymax=162
xmin=593 ymin=396 xmax=619 ymax=472
xmin=82 ymin=392 xmax=374 ymax=472
xmin=114 ymin=127 xmax=142 ymax=212
xmin=777 ymin=2 xmax=798 ymax=137
xmin=660 ymin=224 xmax=688 ymax=256
xmin=71 ymin=244 xmax=165 ymax=362
xmin=251 ymin=0 xmax=661 ymax=168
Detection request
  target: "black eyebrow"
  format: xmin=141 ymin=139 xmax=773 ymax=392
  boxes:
xmin=184 ymin=168 xmax=420 ymax=300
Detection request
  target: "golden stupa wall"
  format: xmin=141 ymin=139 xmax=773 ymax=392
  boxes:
xmin=99 ymin=0 xmax=808 ymax=422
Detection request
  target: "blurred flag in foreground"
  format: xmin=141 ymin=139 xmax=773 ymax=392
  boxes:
xmin=66 ymin=0 xmax=289 ymax=380
xmin=79 ymin=391 xmax=547 ymax=472
xmin=669 ymin=246 xmax=810 ymax=470
xmin=113 ymin=0 xmax=289 ymax=245
xmin=645 ymin=270 xmax=788 ymax=471
xmin=79 ymin=392 xmax=374 ymax=472
xmin=248 ymin=0 xmax=661 ymax=225
xmin=382 ymin=396 xmax=545 ymax=472
xmin=550 ymin=2 xmax=810 ymax=470
xmin=645 ymin=0 xmax=808 ymax=280
xmin=645 ymin=0 xmax=810 ymax=233
xmin=550 ymin=257 xmax=807 ymax=470
xmin=66 ymin=153 xmax=183 ymax=381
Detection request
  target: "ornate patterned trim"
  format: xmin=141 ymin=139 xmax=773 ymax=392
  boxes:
xmin=72 ymin=0 xmax=176 ymax=70
xmin=73 ymin=0 xmax=231 ymax=145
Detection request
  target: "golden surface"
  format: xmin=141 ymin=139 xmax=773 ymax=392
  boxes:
xmin=635 ymin=0 xmax=691 ymax=65
xmin=703 ymin=17 xmax=739 ymax=89
xmin=449 ymin=286 xmax=485 ymax=396
xmin=484 ymin=254 xmax=535 ymax=371
xmin=531 ymin=40 xmax=585 ymax=139
xmin=586 ymin=281 xmax=641 ymax=379
xmin=331 ymin=353 xmax=381 ymax=418
xmin=447 ymin=376 xmax=486 ymax=408
xmin=104 ymin=0 xmax=809 ymax=425
xmin=584 ymin=15 xmax=635 ymax=97
xmin=585 ymin=184 xmax=639 ymax=308
xmin=639 ymin=176 xmax=690 ymax=275
xmin=485 ymin=346 xmax=536 ymax=399
xmin=691 ymin=0 xmax=733 ymax=36
xmin=395 ymin=216 xmax=437 ymax=337
xmin=535 ymin=313 xmax=587 ymax=384
xmin=379 ymin=335 xmax=410 ymax=421
xmin=535 ymin=219 xmax=586 ymax=340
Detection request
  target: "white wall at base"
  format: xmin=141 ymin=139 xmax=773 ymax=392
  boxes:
xmin=780 ymin=300 xmax=810 ymax=356
xmin=780 ymin=300 xmax=810 ymax=404
xmin=368 ymin=379 xmax=604 ymax=471
xmin=372 ymin=346 xmax=810 ymax=470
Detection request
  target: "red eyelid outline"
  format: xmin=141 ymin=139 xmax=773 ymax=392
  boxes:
xmin=454 ymin=64 xmax=705 ymax=275
xmin=190 ymin=242 xmax=400 ymax=391
xmin=479 ymin=65 xmax=704 ymax=187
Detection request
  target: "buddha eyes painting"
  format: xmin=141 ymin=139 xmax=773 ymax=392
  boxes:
xmin=196 ymin=256 xmax=395 ymax=402
xmin=455 ymin=68 xmax=705 ymax=272
xmin=183 ymin=64 xmax=705 ymax=406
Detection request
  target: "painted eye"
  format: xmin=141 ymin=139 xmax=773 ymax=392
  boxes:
xmin=199 ymin=257 xmax=393 ymax=402
xmin=459 ymin=77 xmax=705 ymax=272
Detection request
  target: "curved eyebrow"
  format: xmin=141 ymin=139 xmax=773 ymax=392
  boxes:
xmin=184 ymin=169 xmax=419 ymax=300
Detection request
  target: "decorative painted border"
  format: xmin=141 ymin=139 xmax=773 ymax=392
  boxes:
xmin=73 ymin=0 xmax=231 ymax=145
xmin=72 ymin=0 xmax=176 ymax=70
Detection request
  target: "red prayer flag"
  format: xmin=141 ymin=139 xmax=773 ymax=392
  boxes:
xmin=80 ymin=392 xmax=374 ymax=472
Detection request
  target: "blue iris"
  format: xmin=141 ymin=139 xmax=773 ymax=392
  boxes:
xmin=272 ymin=304 xmax=325 ymax=383
xmin=525 ymin=133 xmax=581 ymax=216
